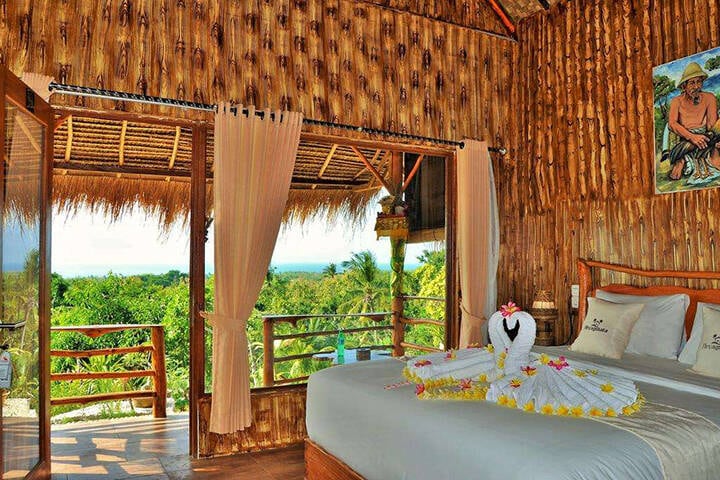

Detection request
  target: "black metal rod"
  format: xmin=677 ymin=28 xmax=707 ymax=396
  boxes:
xmin=48 ymin=82 xmax=507 ymax=155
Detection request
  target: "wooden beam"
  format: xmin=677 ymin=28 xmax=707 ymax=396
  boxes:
xmin=486 ymin=0 xmax=516 ymax=35
xmin=302 ymin=132 xmax=454 ymax=158
xmin=189 ymin=123 xmax=207 ymax=458
xmin=401 ymin=154 xmax=424 ymax=192
xmin=350 ymin=146 xmax=392 ymax=192
xmin=352 ymin=149 xmax=384 ymax=180
xmin=119 ymin=120 xmax=128 ymax=165
xmin=169 ymin=126 xmax=181 ymax=168
xmin=317 ymin=143 xmax=338 ymax=179
xmin=15 ymin=115 xmax=42 ymax=153
xmin=64 ymin=116 xmax=73 ymax=162
xmin=53 ymin=113 xmax=71 ymax=132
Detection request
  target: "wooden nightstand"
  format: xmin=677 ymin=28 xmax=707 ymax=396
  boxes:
xmin=530 ymin=308 xmax=558 ymax=346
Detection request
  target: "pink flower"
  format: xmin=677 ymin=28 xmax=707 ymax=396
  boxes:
xmin=548 ymin=356 xmax=569 ymax=371
xmin=415 ymin=384 xmax=426 ymax=395
xmin=445 ymin=351 xmax=456 ymax=360
xmin=458 ymin=379 xmax=473 ymax=390
xmin=414 ymin=359 xmax=432 ymax=367
xmin=500 ymin=301 xmax=521 ymax=317
xmin=521 ymin=366 xmax=537 ymax=377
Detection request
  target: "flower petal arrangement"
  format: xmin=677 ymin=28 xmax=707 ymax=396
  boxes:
xmin=402 ymin=303 xmax=643 ymax=417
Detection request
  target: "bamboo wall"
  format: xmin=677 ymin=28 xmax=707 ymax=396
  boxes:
xmin=198 ymin=387 xmax=307 ymax=457
xmin=499 ymin=0 xmax=720 ymax=342
xmin=0 ymin=0 xmax=514 ymax=145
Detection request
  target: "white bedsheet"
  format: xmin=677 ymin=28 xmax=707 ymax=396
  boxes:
xmin=306 ymin=349 xmax=720 ymax=480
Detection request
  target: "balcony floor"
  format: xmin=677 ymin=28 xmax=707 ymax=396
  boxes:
xmin=51 ymin=414 xmax=304 ymax=479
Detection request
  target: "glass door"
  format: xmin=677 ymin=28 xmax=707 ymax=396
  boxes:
xmin=0 ymin=68 xmax=52 ymax=480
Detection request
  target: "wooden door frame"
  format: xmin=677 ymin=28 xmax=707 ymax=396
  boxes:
xmin=2 ymin=67 xmax=54 ymax=480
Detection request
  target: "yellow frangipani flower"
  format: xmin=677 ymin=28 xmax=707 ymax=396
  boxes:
xmin=573 ymin=369 xmax=587 ymax=378
xmin=589 ymin=407 xmax=604 ymax=417
xmin=571 ymin=406 xmax=584 ymax=417
xmin=539 ymin=354 xmax=550 ymax=365
xmin=606 ymin=408 xmax=617 ymax=417
xmin=557 ymin=405 xmax=570 ymax=416
xmin=623 ymin=406 xmax=634 ymax=416
xmin=478 ymin=374 xmax=488 ymax=383
xmin=600 ymin=383 xmax=614 ymax=393
xmin=507 ymin=397 xmax=517 ymax=408
xmin=485 ymin=344 xmax=495 ymax=353
xmin=541 ymin=404 xmax=554 ymax=415
xmin=523 ymin=401 xmax=535 ymax=412
xmin=497 ymin=395 xmax=509 ymax=406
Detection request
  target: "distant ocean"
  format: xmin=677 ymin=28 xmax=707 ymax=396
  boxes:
xmin=52 ymin=262 xmax=422 ymax=277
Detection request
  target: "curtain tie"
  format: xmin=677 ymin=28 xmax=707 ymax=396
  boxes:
xmin=200 ymin=311 xmax=248 ymax=333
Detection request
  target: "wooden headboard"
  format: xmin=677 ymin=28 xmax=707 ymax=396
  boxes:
xmin=576 ymin=259 xmax=720 ymax=340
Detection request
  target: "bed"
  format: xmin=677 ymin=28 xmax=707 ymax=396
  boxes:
xmin=305 ymin=259 xmax=720 ymax=480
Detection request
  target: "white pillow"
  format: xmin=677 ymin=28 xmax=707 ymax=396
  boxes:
xmin=690 ymin=307 xmax=720 ymax=378
xmin=570 ymin=297 xmax=645 ymax=359
xmin=595 ymin=291 xmax=689 ymax=359
xmin=678 ymin=302 xmax=720 ymax=365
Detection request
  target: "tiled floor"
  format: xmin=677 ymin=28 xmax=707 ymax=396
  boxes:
xmin=51 ymin=414 xmax=304 ymax=479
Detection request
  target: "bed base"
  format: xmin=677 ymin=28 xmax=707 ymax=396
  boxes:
xmin=305 ymin=439 xmax=365 ymax=480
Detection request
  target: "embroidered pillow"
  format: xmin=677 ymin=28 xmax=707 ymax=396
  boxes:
xmin=570 ymin=298 xmax=645 ymax=359
xmin=691 ymin=307 xmax=720 ymax=378
xmin=678 ymin=302 xmax=720 ymax=365
xmin=595 ymin=291 xmax=689 ymax=359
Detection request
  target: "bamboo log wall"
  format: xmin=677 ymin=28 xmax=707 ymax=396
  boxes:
xmin=198 ymin=386 xmax=307 ymax=457
xmin=500 ymin=0 xmax=720 ymax=343
xmin=0 ymin=0 xmax=514 ymax=145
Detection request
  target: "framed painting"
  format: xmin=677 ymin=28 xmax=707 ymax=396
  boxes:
xmin=653 ymin=46 xmax=720 ymax=193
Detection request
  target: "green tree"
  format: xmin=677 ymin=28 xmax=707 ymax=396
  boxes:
xmin=705 ymin=55 xmax=720 ymax=71
xmin=322 ymin=263 xmax=338 ymax=278
xmin=340 ymin=251 xmax=388 ymax=313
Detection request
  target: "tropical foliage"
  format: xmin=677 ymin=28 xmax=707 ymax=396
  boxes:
xmin=45 ymin=250 xmax=446 ymax=418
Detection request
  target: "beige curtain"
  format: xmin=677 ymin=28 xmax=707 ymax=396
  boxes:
xmin=456 ymin=140 xmax=499 ymax=347
xmin=206 ymin=105 xmax=302 ymax=434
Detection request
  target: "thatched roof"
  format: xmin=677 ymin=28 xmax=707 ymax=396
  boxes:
xmin=51 ymin=112 xmax=440 ymax=229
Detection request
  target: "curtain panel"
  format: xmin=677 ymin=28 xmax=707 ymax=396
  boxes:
xmin=206 ymin=105 xmax=302 ymax=434
xmin=456 ymin=140 xmax=499 ymax=347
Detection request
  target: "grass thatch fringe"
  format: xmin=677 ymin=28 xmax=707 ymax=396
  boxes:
xmin=53 ymin=174 xmax=380 ymax=232
xmin=53 ymin=174 xmax=197 ymax=231
xmin=283 ymin=188 xmax=381 ymax=231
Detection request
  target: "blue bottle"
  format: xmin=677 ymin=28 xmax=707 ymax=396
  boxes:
xmin=337 ymin=330 xmax=345 ymax=362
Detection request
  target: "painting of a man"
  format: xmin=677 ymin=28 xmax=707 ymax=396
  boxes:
xmin=654 ymin=48 xmax=720 ymax=193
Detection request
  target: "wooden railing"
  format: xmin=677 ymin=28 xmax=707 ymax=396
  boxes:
xmin=262 ymin=312 xmax=393 ymax=387
xmin=395 ymin=295 xmax=446 ymax=356
xmin=50 ymin=324 xmax=167 ymax=418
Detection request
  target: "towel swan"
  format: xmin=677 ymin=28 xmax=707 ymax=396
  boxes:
xmin=403 ymin=303 xmax=642 ymax=417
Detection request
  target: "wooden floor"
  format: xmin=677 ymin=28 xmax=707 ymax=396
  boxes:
xmin=51 ymin=414 xmax=304 ymax=479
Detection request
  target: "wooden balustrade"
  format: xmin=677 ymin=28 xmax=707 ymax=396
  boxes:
xmin=397 ymin=295 xmax=446 ymax=355
xmin=262 ymin=313 xmax=392 ymax=387
xmin=50 ymin=324 xmax=167 ymax=418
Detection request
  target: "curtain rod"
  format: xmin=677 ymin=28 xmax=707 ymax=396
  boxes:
xmin=48 ymin=82 xmax=507 ymax=155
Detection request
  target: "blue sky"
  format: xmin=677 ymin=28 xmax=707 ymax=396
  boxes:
xmin=51 ymin=206 xmax=436 ymax=277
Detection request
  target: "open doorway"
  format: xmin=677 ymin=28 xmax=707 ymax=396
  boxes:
xmin=47 ymin=115 xmax=199 ymax=478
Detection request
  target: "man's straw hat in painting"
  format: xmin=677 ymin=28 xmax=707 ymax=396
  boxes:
xmin=679 ymin=62 xmax=709 ymax=87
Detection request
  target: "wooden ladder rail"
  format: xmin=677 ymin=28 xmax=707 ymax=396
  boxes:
xmin=49 ymin=324 xmax=167 ymax=418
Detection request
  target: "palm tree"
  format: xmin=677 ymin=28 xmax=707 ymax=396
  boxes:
xmin=340 ymin=251 xmax=386 ymax=314
xmin=322 ymin=263 xmax=338 ymax=278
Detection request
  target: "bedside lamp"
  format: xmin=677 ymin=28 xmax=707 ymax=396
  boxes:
xmin=530 ymin=290 xmax=558 ymax=346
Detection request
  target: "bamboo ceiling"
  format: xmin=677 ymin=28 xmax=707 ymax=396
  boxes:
xmin=51 ymin=114 xmax=394 ymax=227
